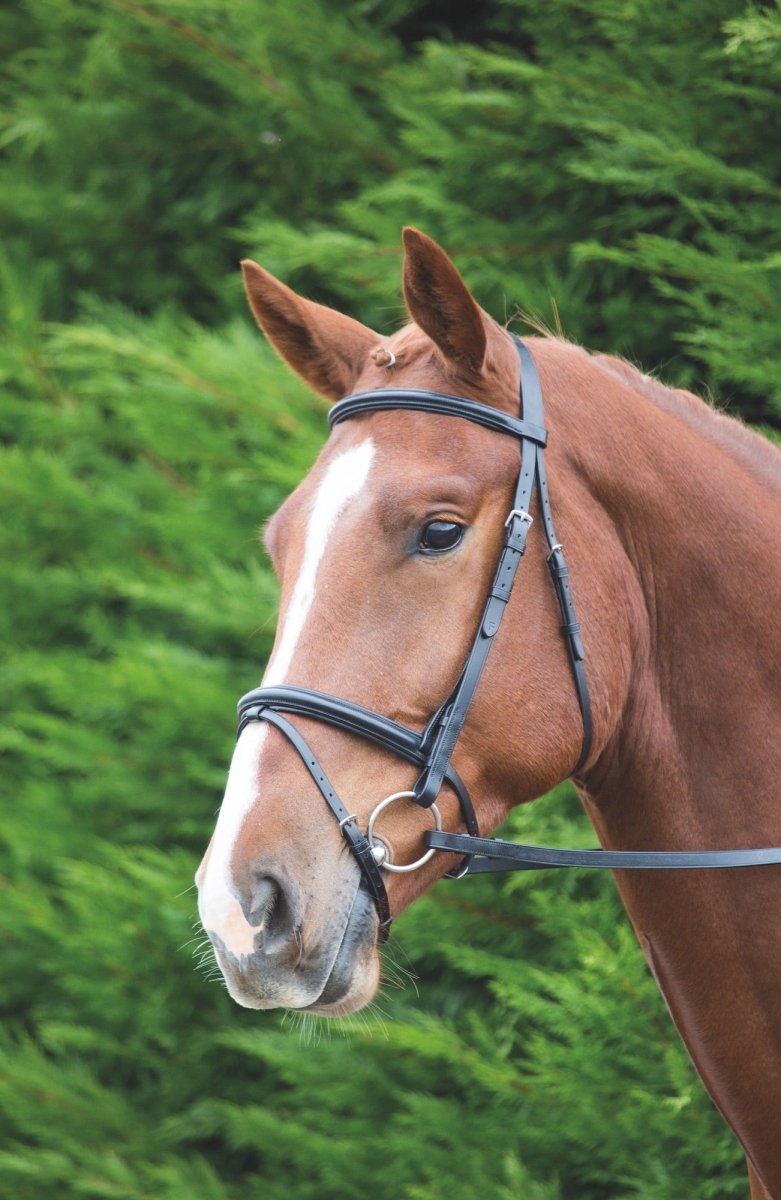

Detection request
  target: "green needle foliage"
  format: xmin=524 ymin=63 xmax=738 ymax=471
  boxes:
xmin=2 ymin=1 xmax=778 ymax=1196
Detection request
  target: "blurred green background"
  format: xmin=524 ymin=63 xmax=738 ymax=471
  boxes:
xmin=2 ymin=2 xmax=779 ymax=1197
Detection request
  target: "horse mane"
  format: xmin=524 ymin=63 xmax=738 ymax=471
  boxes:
xmin=575 ymin=343 xmax=781 ymax=497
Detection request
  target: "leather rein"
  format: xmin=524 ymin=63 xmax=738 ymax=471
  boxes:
xmin=236 ymin=336 xmax=781 ymax=941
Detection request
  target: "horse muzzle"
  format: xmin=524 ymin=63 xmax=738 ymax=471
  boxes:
xmin=199 ymin=866 xmax=381 ymax=1015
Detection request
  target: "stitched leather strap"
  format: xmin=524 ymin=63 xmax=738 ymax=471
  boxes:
xmin=237 ymin=684 xmax=478 ymax=838
xmin=515 ymin=340 xmax=592 ymax=772
xmin=330 ymin=388 xmax=548 ymax=446
xmin=426 ymin=830 xmax=781 ymax=873
xmin=257 ymin=710 xmax=392 ymax=938
xmin=412 ymin=337 xmax=591 ymax=804
xmin=412 ymin=434 xmax=538 ymax=807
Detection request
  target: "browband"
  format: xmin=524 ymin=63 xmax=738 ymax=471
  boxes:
xmin=330 ymin=387 xmax=548 ymax=446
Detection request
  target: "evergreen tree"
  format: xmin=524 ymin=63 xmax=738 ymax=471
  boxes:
xmin=2 ymin=1 xmax=777 ymax=1196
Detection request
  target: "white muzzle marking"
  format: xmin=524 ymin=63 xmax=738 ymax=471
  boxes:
xmin=197 ymin=439 xmax=376 ymax=958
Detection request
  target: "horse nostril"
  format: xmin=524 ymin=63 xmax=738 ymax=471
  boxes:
xmin=246 ymin=874 xmax=280 ymax=927
xmin=241 ymin=867 xmax=299 ymax=956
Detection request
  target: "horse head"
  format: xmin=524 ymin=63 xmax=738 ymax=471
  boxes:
xmin=195 ymin=229 xmax=632 ymax=1014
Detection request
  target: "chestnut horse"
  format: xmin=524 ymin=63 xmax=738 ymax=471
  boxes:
xmin=196 ymin=229 xmax=781 ymax=1198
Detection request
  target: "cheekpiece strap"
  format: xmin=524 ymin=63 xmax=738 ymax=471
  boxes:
xmin=412 ymin=337 xmax=591 ymax=807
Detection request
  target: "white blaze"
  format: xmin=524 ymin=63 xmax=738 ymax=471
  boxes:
xmin=197 ymin=439 xmax=376 ymax=956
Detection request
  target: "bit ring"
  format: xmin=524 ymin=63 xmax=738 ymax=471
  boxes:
xmin=366 ymin=790 xmax=442 ymax=873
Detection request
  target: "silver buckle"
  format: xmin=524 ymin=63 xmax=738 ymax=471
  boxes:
xmin=504 ymin=508 xmax=533 ymax=528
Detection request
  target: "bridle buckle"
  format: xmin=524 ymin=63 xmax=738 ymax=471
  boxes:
xmin=505 ymin=508 xmax=533 ymax=528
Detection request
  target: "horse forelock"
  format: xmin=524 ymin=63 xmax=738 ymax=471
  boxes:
xmin=353 ymin=319 xmax=522 ymax=414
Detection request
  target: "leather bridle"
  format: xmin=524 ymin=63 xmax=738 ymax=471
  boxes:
xmin=236 ymin=336 xmax=781 ymax=941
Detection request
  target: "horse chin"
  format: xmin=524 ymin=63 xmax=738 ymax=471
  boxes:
xmin=301 ymin=890 xmax=381 ymax=1016
xmin=301 ymin=962 xmax=380 ymax=1017
xmin=214 ymin=886 xmax=381 ymax=1017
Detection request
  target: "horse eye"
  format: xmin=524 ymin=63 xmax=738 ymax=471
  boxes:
xmin=419 ymin=519 xmax=464 ymax=554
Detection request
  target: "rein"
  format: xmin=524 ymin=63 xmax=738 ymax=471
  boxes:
xmin=236 ymin=336 xmax=781 ymax=940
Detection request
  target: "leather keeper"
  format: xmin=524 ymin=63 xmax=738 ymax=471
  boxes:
xmin=482 ymin=594 xmax=506 ymax=638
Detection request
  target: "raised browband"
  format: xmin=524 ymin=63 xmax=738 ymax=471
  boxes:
xmin=330 ymin=387 xmax=548 ymax=446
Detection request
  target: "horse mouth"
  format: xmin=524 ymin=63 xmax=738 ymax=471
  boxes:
xmin=210 ymin=885 xmax=381 ymax=1016
xmin=302 ymin=887 xmax=380 ymax=1015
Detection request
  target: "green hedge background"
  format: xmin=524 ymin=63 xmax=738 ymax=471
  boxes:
xmin=2 ymin=2 xmax=779 ymax=1197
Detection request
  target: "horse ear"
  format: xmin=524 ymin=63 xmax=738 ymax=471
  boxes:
xmin=402 ymin=227 xmax=487 ymax=373
xmin=241 ymin=260 xmax=379 ymax=400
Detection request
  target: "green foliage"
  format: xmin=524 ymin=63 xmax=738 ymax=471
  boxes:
xmin=4 ymin=0 xmax=780 ymax=419
xmin=1 ymin=0 xmax=402 ymax=321
xmin=2 ymin=1 xmax=777 ymax=1197
xmin=239 ymin=0 xmax=781 ymax=424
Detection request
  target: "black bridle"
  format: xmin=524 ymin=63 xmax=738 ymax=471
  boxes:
xmin=236 ymin=336 xmax=781 ymax=941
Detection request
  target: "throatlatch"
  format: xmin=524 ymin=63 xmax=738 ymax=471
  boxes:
xmin=236 ymin=336 xmax=781 ymax=940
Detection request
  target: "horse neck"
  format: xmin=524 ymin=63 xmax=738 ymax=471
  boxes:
xmin=539 ymin=340 xmax=781 ymax=1188
xmin=543 ymin=341 xmax=781 ymax=841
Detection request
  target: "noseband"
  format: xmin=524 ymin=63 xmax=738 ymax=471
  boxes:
xmin=236 ymin=337 xmax=781 ymax=941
